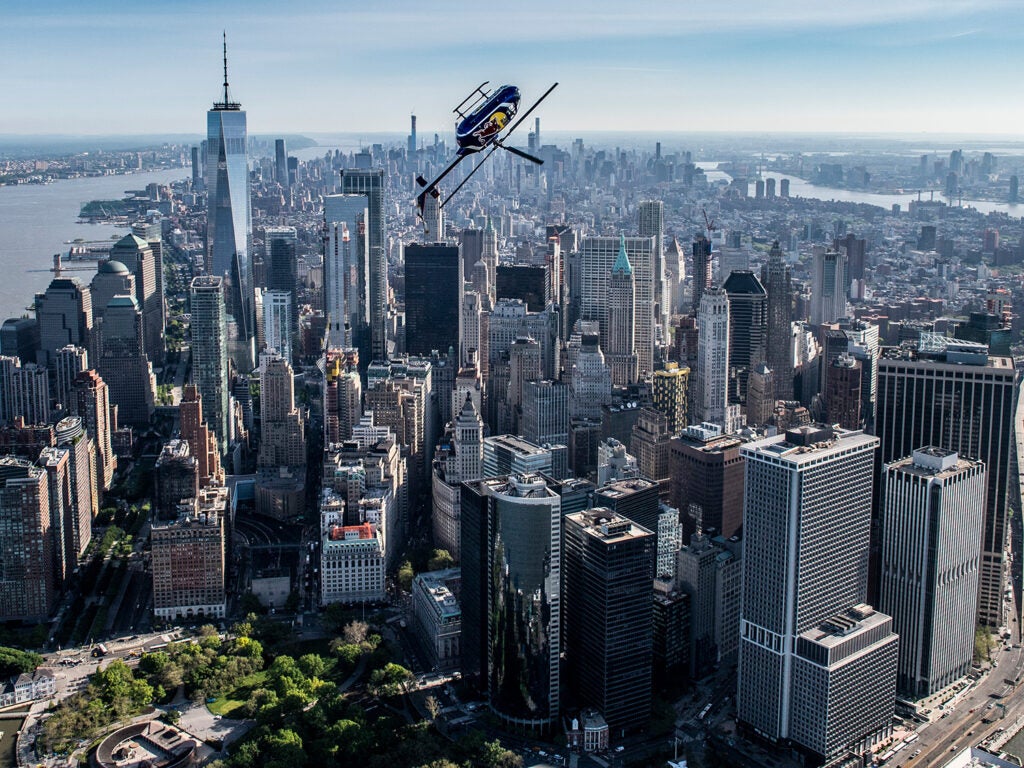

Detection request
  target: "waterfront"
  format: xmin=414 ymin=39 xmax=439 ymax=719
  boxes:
xmin=698 ymin=162 xmax=1024 ymax=218
xmin=0 ymin=168 xmax=185 ymax=321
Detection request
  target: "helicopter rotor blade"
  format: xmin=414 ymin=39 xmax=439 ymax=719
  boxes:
xmin=498 ymin=143 xmax=543 ymax=165
xmin=501 ymin=82 xmax=558 ymax=142
xmin=441 ymin=147 xmax=500 ymax=209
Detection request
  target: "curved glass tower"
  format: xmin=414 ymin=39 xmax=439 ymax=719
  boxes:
xmin=206 ymin=35 xmax=253 ymax=371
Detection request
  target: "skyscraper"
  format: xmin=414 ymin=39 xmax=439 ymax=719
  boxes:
xmin=72 ymin=369 xmax=116 ymax=491
xmin=108 ymin=233 xmax=164 ymax=366
xmin=826 ymin=353 xmax=862 ymax=429
xmin=97 ymin=295 xmax=156 ymax=427
xmin=324 ymin=194 xmax=370 ymax=349
xmin=580 ymin=235 xmax=655 ymax=379
xmin=606 ymin=236 xmax=638 ymax=386
xmin=810 ymin=246 xmax=848 ymax=325
xmin=723 ymin=270 xmax=767 ymax=404
xmin=563 ymin=508 xmax=655 ymax=736
xmin=761 ymin=241 xmax=793 ymax=401
xmin=738 ymin=427 xmax=897 ymax=762
xmin=691 ymin=236 xmax=713 ymax=315
xmin=262 ymin=289 xmax=293 ymax=362
xmin=206 ymin=36 xmax=254 ymax=371
xmin=0 ymin=457 xmax=55 ymax=621
xmin=274 ymin=138 xmax=288 ymax=188
xmin=879 ymin=448 xmax=985 ymax=698
xmin=875 ymin=340 xmax=1015 ymax=626
xmin=256 ymin=354 xmax=306 ymax=520
xmin=696 ymin=287 xmax=729 ymax=427
xmin=190 ymin=276 xmax=230 ymax=451
xmin=34 ymin=277 xmax=94 ymax=367
xmin=638 ymin=200 xmax=667 ymax=331
xmin=431 ymin=394 xmax=483 ymax=560
xmin=461 ymin=473 xmax=562 ymax=727
xmin=54 ymin=345 xmax=88 ymax=412
xmin=179 ymin=384 xmax=223 ymax=488
xmin=652 ymin=362 xmax=689 ymax=435
xmin=404 ymin=243 xmax=461 ymax=357
xmin=339 ymin=168 xmax=387 ymax=360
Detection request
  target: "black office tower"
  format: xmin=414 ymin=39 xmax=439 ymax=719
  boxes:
xmin=405 ymin=243 xmax=461 ymax=357
xmin=497 ymin=264 xmax=549 ymax=311
xmin=875 ymin=341 xmax=1015 ymax=626
xmin=563 ymin=508 xmax=655 ymax=736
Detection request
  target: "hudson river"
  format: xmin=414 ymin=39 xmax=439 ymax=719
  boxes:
xmin=0 ymin=168 xmax=185 ymax=320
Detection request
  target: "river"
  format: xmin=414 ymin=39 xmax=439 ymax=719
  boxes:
xmin=698 ymin=163 xmax=1024 ymax=218
xmin=0 ymin=168 xmax=186 ymax=321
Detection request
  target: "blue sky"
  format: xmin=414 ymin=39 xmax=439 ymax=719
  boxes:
xmin=4 ymin=0 xmax=1024 ymax=136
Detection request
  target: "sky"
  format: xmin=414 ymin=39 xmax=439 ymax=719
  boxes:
xmin=5 ymin=0 xmax=1024 ymax=138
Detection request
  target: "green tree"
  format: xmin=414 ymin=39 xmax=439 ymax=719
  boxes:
xmin=297 ymin=653 xmax=326 ymax=679
xmin=479 ymin=740 xmax=523 ymax=768
xmin=368 ymin=662 xmax=413 ymax=697
xmin=427 ymin=549 xmax=454 ymax=572
xmin=398 ymin=560 xmax=415 ymax=592
xmin=0 ymin=646 xmax=43 ymax=677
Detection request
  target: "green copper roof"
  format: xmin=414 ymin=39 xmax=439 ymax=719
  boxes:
xmin=612 ymin=233 xmax=632 ymax=275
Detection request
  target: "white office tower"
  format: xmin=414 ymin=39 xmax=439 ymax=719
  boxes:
xmin=324 ymin=194 xmax=369 ymax=348
xmin=696 ymin=288 xmax=730 ymax=428
xmin=262 ymin=289 xmax=292 ymax=362
xmin=879 ymin=447 xmax=985 ymax=699
xmin=579 ymin=235 xmax=656 ymax=379
xmin=738 ymin=426 xmax=897 ymax=764
xmin=810 ymin=245 xmax=848 ymax=325
xmin=460 ymin=291 xmax=483 ymax=369
xmin=567 ymin=322 xmax=611 ymax=420
xmin=596 ymin=437 xmax=639 ymax=486
xmin=422 ymin=187 xmax=443 ymax=241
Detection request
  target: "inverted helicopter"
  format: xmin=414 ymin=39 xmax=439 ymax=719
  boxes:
xmin=415 ymin=81 xmax=558 ymax=223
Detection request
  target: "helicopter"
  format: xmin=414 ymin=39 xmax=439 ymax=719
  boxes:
xmin=415 ymin=81 xmax=558 ymax=222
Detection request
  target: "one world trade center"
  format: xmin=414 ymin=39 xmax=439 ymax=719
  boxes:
xmin=206 ymin=34 xmax=254 ymax=372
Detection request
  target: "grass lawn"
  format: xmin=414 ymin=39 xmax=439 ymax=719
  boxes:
xmin=207 ymin=671 xmax=269 ymax=717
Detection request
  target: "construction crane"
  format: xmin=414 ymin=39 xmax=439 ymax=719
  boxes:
xmin=701 ymin=207 xmax=717 ymax=239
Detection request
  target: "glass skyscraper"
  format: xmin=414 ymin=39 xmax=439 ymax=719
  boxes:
xmin=206 ymin=42 xmax=253 ymax=371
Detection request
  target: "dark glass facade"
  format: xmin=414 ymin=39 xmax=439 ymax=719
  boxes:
xmin=404 ymin=243 xmax=461 ymax=358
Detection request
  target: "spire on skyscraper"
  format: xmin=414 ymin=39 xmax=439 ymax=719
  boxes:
xmin=613 ymin=233 xmax=633 ymax=275
xmin=214 ymin=31 xmax=240 ymax=111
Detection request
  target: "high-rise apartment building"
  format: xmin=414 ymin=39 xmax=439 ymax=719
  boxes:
xmin=190 ymin=276 xmax=230 ymax=451
xmin=54 ymin=345 xmax=88 ymax=413
xmin=179 ymin=384 xmax=223 ymax=489
xmin=875 ymin=340 xmax=1015 ymax=626
xmin=563 ymin=508 xmax=655 ymax=735
xmin=404 ymin=243 xmax=461 ymax=358
xmin=0 ymin=457 xmax=55 ymax=621
xmin=151 ymin=486 xmax=228 ymax=620
xmin=738 ymin=427 xmax=896 ymax=763
xmin=880 ymin=448 xmax=985 ymax=698
xmin=72 ymin=369 xmax=116 ymax=490
xmin=206 ymin=40 xmax=254 ymax=371
xmin=154 ymin=439 xmax=199 ymax=520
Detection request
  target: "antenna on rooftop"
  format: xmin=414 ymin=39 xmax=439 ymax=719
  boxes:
xmin=222 ymin=31 xmax=230 ymax=106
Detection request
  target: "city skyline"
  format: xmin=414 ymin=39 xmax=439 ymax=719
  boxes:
xmin=5 ymin=0 xmax=1024 ymax=136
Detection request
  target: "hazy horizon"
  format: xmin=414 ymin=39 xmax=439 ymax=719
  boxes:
xmin=6 ymin=0 xmax=1024 ymax=137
